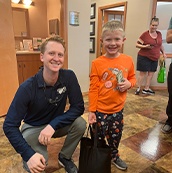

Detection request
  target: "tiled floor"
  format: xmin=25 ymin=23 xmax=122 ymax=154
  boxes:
xmin=1 ymin=88 xmax=172 ymax=173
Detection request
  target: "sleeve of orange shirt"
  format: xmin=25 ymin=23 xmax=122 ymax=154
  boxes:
xmin=88 ymin=61 xmax=100 ymax=112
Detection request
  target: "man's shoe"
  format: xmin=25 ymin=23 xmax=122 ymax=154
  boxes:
xmin=58 ymin=153 xmax=78 ymax=173
xmin=135 ymin=88 xmax=140 ymax=95
xmin=161 ymin=124 xmax=172 ymax=134
xmin=112 ymin=157 xmax=128 ymax=171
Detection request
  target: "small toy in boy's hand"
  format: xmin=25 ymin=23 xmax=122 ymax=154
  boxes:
xmin=116 ymin=70 xmax=124 ymax=83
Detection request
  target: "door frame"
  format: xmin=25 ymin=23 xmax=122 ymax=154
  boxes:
xmin=60 ymin=0 xmax=68 ymax=68
xmin=96 ymin=2 xmax=127 ymax=57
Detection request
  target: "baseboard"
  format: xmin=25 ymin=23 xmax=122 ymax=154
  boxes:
xmin=151 ymin=86 xmax=167 ymax=90
xmin=134 ymin=85 xmax=167 ymax=90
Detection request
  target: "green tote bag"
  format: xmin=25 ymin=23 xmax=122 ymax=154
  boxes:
xmin=157 ymin=60 xmax=166 ymax=83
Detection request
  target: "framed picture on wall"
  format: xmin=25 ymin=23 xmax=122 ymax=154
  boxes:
xmin=90 ymin=21 xmax=95 ymax=36
xmin=90 ymin=37 xmax=95 ymax=53
xmin=90 ymin=3 xmax=96 ymax=19
xmin=69 ymin=11 xmax=80 ymax=26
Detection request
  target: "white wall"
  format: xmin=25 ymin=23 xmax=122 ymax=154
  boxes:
xmin=68 ymin=0 xmax=91 ymax=92
xmin=0 ymin=0 xmax=19 ymax=115
xmin=123 ymin=0 xmax=154 ymax=87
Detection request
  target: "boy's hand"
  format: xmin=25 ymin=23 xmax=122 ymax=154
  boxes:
xmin=117 ymin=78 xmax=131 ymax=92
xmin=88 ymin=112 xmax=96 ymax=124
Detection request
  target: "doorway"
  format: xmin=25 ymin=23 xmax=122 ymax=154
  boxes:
xmin=96 ymin=2 xmax=127 ymax=57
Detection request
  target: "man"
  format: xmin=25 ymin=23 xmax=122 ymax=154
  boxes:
xmin=161 ymin=17 xmax=172 ymax=133
xmin=3 ymin=35 xmax=86 ymax=173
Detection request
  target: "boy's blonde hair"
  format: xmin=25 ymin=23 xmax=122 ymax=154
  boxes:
xmin=101 ymin=20 xmax=125 ymax=38
xmin=40 ymin=35 xmax=65 ymax=53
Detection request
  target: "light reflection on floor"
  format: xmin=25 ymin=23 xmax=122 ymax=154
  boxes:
xmin=140 ymin=124 xmax=161 ymax=161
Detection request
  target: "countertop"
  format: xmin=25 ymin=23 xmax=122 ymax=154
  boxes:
xmin=16 ymin=50 xmax=40 ymax=55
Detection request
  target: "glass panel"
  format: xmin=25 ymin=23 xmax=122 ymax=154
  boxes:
xmin=115 ymin=15 xmax=122 ymax=21
xmin=108 ymin=14 xmax=115 ymax=21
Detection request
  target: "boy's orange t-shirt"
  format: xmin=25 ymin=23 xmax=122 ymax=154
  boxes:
xmin=89 ymin=54 xmax=136 ymax=114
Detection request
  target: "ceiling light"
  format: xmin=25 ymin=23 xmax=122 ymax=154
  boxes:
xmin=22 ymin=0 xmax=32 ymax=6
xmin=11 ymin=0 xmax=20 ymax=3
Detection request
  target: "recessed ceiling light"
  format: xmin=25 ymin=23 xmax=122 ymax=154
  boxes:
xmin=22 ymin=0 xmax=32 ymax=6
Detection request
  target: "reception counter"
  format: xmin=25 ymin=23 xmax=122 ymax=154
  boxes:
xmin=16 ymin=51 xmax=42 ymax=85
xmin=16 ymin=50 xmax=40 ymax=55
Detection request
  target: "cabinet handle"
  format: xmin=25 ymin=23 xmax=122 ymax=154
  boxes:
xmin=23 ymin=64 xmax=25 ymax=68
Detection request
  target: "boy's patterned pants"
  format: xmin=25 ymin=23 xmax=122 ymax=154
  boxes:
xmin=95 ymin=110 xmax=124 ymax=161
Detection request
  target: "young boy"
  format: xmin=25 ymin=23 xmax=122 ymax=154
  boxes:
xmin=88 ymin=20 xmax=136 ymax=171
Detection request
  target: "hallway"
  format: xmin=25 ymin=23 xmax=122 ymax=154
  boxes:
xmin=1 ymin=88 xmax=172 ymax=173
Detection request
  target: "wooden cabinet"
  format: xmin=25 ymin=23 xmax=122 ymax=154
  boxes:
xmin=16 ymin=53 xmax=43 ymax=85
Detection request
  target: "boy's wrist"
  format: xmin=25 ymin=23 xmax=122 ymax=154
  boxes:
xmin=127 ymin=82 xmax=132 ymax=90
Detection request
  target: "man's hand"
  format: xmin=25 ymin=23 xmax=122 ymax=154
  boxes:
xmin=27 ymin=153 xmax=46 ymax=173
xmin=38 ymin=125 xmax=55 ymax=145
xmin=88 ymin=112 xmax=97 ymax=124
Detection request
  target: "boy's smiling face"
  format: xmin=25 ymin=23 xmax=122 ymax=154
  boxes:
xmin=101 ymin=30 xmax=126 ymax=58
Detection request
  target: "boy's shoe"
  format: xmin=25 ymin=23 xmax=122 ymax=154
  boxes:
xmin=135 ymin=88 xmax=140 ymax=95
xmin=161 ymin=124 xmax=172 ymax=134
xmin=142 ymin=89 xmax=155 ymax=95
xmin=112 ymin=157 xmax=128 ymax=171
xmin=58 ymin=153 xmax=78 ymax=173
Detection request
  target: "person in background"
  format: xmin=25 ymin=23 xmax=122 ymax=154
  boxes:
xmin=161 ymin=17 xmax=172 ymax=133
xmin=135 ymin=16 xmax=166 ymax=95
xmin=88 ymin=20 xmax=136 ymax=171
xmin=3 ymin=35 xmax=86 ymax=173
